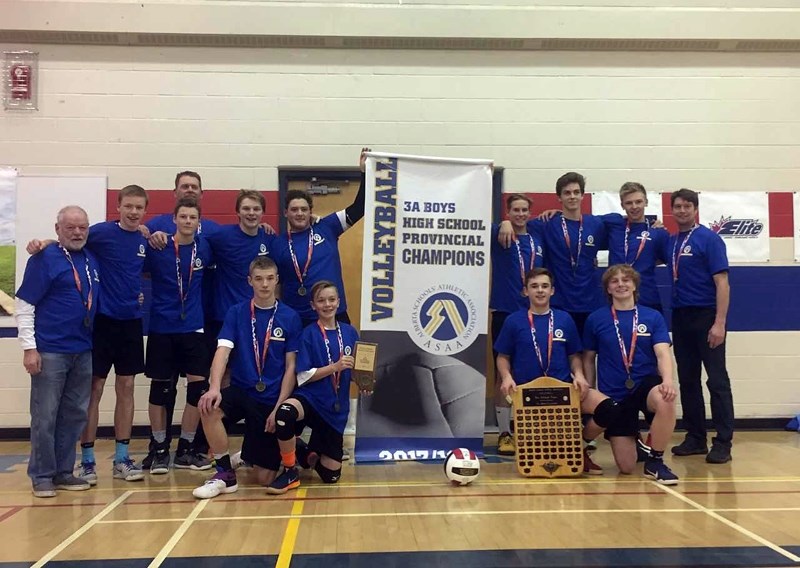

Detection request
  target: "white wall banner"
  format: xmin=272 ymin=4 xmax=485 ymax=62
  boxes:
xmin=700 ymin=191 xmax=770 ymax=262
xmin=0 ymin=168 xmax=17 ymax=326
xmin=356 ymin=152 xmax=491 ymax=462
xmin=590 ymin=191 xmax=663 ymax=267
xmin=795 ymin=193 xmax=800 ymax=263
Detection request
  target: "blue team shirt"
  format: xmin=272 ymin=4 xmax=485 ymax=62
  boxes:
xmin=205 ymin=224 xmax=274 ymax=322
xmin=494 ymin=308 xmax=580 ymax=384
xmin=602 ymin=213 xmax=668 ymax=308
xmin=17 ymin=245 xmax=101 ymax=353
xmin=530 ymin=214 xmax=607 ymax=313
xmin=144 ymin=237 xmax=212 ymax=333
xmin=147 ymin=214 xmax=220 ymax=319
xmin=86 ymin=221 xmax=147 ymax=320
xmin=295 ymin=322 xmax=360 ymax=433
xmin=219 ymin=300 xmax=302 ymax=406
xmin=583 ymin=305 xmax=671 ymax=402
xmin=489 ymin=223 xmax=545 ymax=314
xmin=271 ymin=213 xmax=347 ymax=320
xmin=667 ymin=224 xmax=729 ymax=309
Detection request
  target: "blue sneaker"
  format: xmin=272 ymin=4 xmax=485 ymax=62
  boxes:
xmin=77 ymin=461 xmax=98 ymax=486
xmin=644 ymin=460 xmax=679 ymax=486
xmin=266 ymin=466 xmax=300 ymax=495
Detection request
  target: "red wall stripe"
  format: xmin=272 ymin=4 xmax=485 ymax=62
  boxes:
xmin=768 ymin=192 xmax=794 ymax=238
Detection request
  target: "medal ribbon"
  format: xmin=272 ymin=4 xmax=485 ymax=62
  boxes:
xmin=611 ymin=305 xmax=638 ymax=380
xmin=250 ymin=300 xmax=278 ymax=381
xmin=671 ymin=224 xmax=697 ymax=283
xmin=317 ymin=321 xmax=344 ymax=401
xmin=527 ymin=309 xmax=553 ymax=376
xmin=60 ymin=246 xmax=93 ymax=319
xmin=514 ymin=233 xmax=536 ymax=287
xmin=173 ymin=238 xmax=197 ymax=317
xmin=624 ymin=219 xmax=650 ymax=266
xmin=287 ymin=226 xmax=314 ymax=289
xmin=560 ymin=215 xmax=583 ymax=272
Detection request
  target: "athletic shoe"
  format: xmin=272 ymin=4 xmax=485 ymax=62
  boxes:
xmin=150 ymin=443 xmax=171 ymax=475
xmin=584 ymin=438 xmax=598 ymax=453
xmin=77 ymin=460 xmax=98 ymax=486
xmin=636 ymin=436 xmax=652 ymax=463
xmin=192 ymin=469 xmax=238 ymax=499
xmin=174 ymin=444 xmax=213 ymax=471
xmin=341 ymin=447 xmax=351 ymax=461
xmin=705 ymin=443 xmax=732 ymax=464
xmin=54 ymin=474 xmax=91 ymax=491
xmin=671 ymin=438 xmax=708 ymax=456
xmin=32 ymin=480 xmax=57 ymax=498
xmin=230 ymin=451 xmax=249 ymax=470
xmin=583 ymin=448 xmax=603 ymax=475
xmin=266 ymin=466 xmax=300 ymax=495
xmin=113 ymin=458 xmax=145 ymax=482
xmin=142 ymin=437 xmax=156 ymax=470
xmin=497 ymin=432 xmax=515 ymax=455
xmin=644 ymin=460 xmax=679 ymax=485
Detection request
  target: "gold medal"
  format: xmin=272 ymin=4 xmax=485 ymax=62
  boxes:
xmin=625 ymin=378 xmax=635 ymax=390
xmin=298 ymin=286 xmax=306 ymax=297
xmin=255 ymin=380 xmax=266 ymax=393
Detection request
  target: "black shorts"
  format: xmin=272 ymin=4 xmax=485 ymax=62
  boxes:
xmin=204 ymin=319 xmax=223 ymax=360
xmin=295 ymin=395 xmax=344 ymax=462
xmin=219 ymin=385 xmax=280 ymax=471
xmin=145 ymin=332 xmax=210 ymax=380
xmin=92 ymin=314 xmax=145 ymax=378
xmin=603 ymin=375 xmax=662 ymax=439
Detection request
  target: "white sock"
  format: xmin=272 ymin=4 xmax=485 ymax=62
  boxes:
xmin=495 ymin=406 xmax=512 ymax=434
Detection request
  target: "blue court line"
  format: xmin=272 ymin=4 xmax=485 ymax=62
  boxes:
xmin=6 ymin=546 xmax=798 ymax=568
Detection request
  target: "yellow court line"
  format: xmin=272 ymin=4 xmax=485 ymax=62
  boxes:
xmin=276 ymin=488 xmax=307 ymax=568
xmin=30 ymin=490 xmax=133 ymax=568
xmin=147 ymin=499 xmax=209 ymax=568
xmin=655 ymin=482 xmax=800 ymax=564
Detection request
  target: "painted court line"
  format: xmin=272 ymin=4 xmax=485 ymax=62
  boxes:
xmin=656 ymin=483 xmax=800 ymax=564
xmin=147 ymin=498 xmax=209 ymax=568
xmin=30 ymin=490 xmax=133 ymax=568
xmin=276 ymin=488 xmax=307 ymax=568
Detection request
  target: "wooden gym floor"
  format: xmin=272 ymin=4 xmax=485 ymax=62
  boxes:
xmin=1 ymin=431 xmax=799 ymax=567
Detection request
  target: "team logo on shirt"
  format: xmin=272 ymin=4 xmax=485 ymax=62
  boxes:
xmin=259 ymin=243 xmax=267 ymax=255
xmin=93 ymin=269 xmax=100 ymax=282
xmin=137 ymin=244 xmax=146 ymax=257
xmin=536 ymin=245 xmax=543 ymax=256
xmin=273 ymin=327 xmax=284 ymax=339
xmin=409 ymin=285 xmax=478 ymax=355
xmin=554 ymin=328 xmax=565 ymax=341
xmin=586 ymin=235 xmax=595 ymax=246
xmin=709 ymin=215 xmax=764 ymax=239
xmin=637 ymin=324 xmax=648 ymax=333
xmin=638 ymin=231 xmax=651 ymax=241
xmin=194 ymin=258 xmax=203 ymax=268
xmin=313 ymin=233 xmax=325 ymax=245
xmin=344 ymin=346 xmax=352 ymax=356
xmin=682 ymin=245 xmax=692 ymax=256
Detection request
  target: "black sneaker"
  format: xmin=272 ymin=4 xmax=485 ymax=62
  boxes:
xmin=296 ymin=438 xmax=317 ymax=470
xmin=150 ymin=443 xmax=171 ymax=475
xmin=671 ymin=438 xmax=708 ymax=456
xmin=142 ymin=436 xmax=157 ymax=470
xmin=706 ymin=443 xmax=732 ymax=464
xmin=173 ymin=438 xmax=193 ymax=469
xmin=636 ymin=436 xmax=652 ymax=463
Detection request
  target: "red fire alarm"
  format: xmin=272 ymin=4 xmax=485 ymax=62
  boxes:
xmin=10 ymin=65 xmax=31 ymax=100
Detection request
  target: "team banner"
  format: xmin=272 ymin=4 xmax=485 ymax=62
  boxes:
xmin=700 ymin=192 xmax=769 ymax=262
xmin=590 ymin=191 xmax=662 ymax=267
xmin=356 ymin=152 xmax=492 ymax=462
xmin=795 ymin=193 xmax=800 ymax=262
xmin=0 ymin=167 xmax=17 ymax=326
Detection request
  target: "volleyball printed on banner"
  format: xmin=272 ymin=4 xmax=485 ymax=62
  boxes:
xmin=444 ymin=447 xmax=481 ymax=485
xmin=700 ymin=191 xmax=769 ymax=262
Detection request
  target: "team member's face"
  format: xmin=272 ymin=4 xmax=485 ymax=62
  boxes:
xmin=312 ymin=286 xmax=340 ymax=319
xmin=55 ymin=210 xmax=90 ymax=251
xmin=507 ymin=199 xmax=531 ymax=230
xmin=558 ymin=183 xmax=583 ymax=213
xmin=672 ymin=197 xmax=697 ymax=229
xmin=174 ymin=206 xmax=200 ymax=238
xmin=175 ymin=175 xmax=201 ymax=201
xmin=524 ymin=275 xmax=554 ymax=309
xmin=118 ymin=196 xmax=147 ymax=231
xmin=621 ymin=191 xmax=647 ymax=222
xmin=238 ymin=197 xmax=264 ymax=231
xmin=285 ymin=198 xmax=312 ymax=231
xmin=249 ymin=267 xmax=279 ymax=301
xmin=607 ymin=271 xmax=636 ymax=301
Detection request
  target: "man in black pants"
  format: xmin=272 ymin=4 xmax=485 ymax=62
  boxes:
xmin=666 ymin=189 xmax=734 ymax=464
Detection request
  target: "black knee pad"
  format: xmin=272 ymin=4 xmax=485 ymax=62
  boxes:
xmin=186 ymin=379 xmax=209 ymax=407
xmin=275 ymin=403 xmax=299 ymax=441
xmin=592 ymin=398 xmax=621 ymax=429
xmin=149 ymin=379 xmax=174 ymax=407
xmin=314 ymin=461 xmax=342 ymax=484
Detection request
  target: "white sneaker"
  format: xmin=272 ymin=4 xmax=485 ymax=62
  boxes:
xmin=192 ymin=470 xmax=238 ymax=499
xmin=230 ymin=451 xmax=244 ymax=470
xmin=113 ymin=458 xmax=145 ymax=482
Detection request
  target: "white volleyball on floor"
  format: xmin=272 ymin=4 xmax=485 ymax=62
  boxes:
xmin=443 ymin=447 xmax=480 ymax=486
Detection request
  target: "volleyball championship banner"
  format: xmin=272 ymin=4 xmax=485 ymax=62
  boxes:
xmin=355 ymin=152 xmax=492 ymax=462
xmin=0 ymin=167 xmax=17 ymax=327
xmin=701 ymin=191 xmax=769 ymax=262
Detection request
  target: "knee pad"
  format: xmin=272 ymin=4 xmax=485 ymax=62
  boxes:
xmin=186 ymin=379 xmax=209 ymax=407
xmin=314 ymin=461 xmax=342 ymax=484
xmin=148 ymin=379 xmax=174 ymax=407
xmin=275 ymin=403 xmax=299 ymax=441
xmin=592 ymin=398 xmax=621 ymax=429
